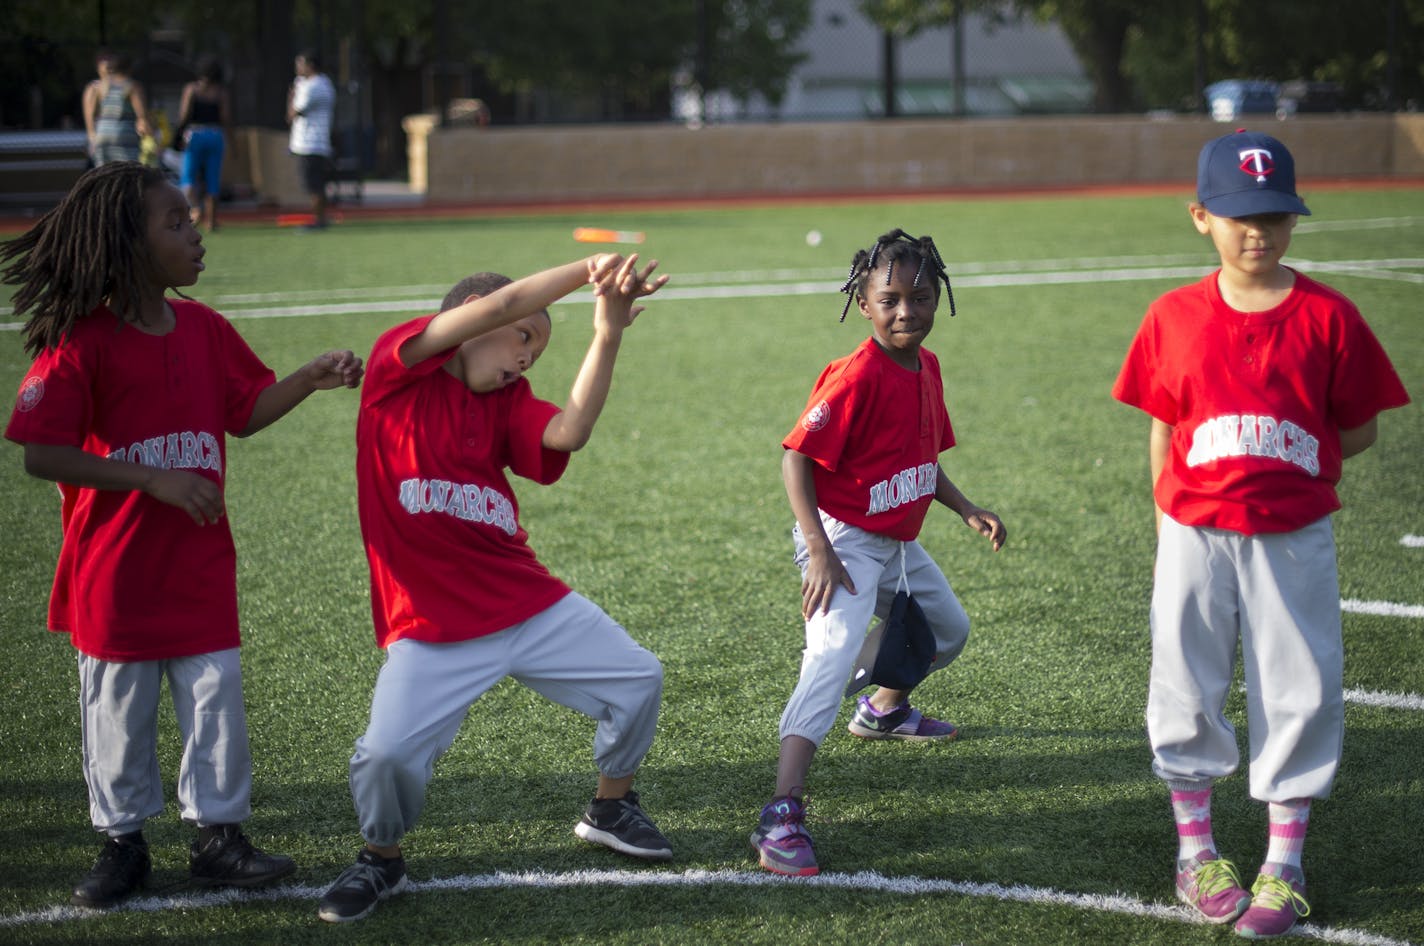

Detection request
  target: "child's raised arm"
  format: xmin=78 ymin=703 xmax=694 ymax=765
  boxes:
xmin=542 ymin=255 xmax=666 ymax=453
xmin=401 ymin=255 xmax=622 ymax=367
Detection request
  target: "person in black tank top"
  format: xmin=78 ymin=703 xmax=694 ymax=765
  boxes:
xmin=177 ymin=56 xmax=233 ymax=232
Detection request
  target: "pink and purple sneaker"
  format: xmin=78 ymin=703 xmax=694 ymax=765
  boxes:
xmin=1176 ymin=852 xmax=1252 ymax=923
xmin=1235 ymin=863 xmax=1310 ymax=939
xmin=750 ymin=796 xmax=819 ymax=877
xmin=847 ymin=696 xmax=958 ymax=742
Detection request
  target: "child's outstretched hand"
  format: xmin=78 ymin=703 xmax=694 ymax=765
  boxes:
xmin=302 ymin=350 xmax=364 ymax=390
xmin=587 ymin=253 xmax=625 ymax=295
xmin=962 ymin=505 xmax=1007 ymax=551
xmin=592 ymin=254 xmax=668 ymax=330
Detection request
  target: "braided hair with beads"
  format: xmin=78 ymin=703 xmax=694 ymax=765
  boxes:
xmin=1 ymin=161 xmax=176 ymax=356
xmin=838 ymin=228 xmax=955 ymax=322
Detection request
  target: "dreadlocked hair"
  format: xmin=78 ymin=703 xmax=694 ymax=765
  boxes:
xmin=0 ymin=161 xmax=171 ymax=356
xmin=838 ymin=227 xmax=956 ymax=322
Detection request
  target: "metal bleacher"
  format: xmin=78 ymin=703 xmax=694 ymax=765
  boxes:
xmin=0 ymin=130 xmax=90 ymax=213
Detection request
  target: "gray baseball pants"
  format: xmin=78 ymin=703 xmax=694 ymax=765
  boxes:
xmin=77 ymin=647 xmax=252 ymax=836
xmin=348 ymin=591 xmax=663 ymax=848
xmin=779 ymin=511 xmax=970 ymax=746
xmin=1148 ymin=514 xmax=1343 ymax=802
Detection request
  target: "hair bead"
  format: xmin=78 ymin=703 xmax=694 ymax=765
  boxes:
xmin=835 ymin=228 xmax=958 ymax=320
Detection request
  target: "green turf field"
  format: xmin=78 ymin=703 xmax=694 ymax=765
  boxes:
xmin=0 ymin=189 xmax=1420 ymax=945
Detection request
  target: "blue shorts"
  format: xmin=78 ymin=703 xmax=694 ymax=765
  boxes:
xmin=180 ymin=126 xmax=225 ymax=196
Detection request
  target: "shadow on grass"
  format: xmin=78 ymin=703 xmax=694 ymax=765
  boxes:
xmin=1 ymin=717 xmax=1418 ymax=939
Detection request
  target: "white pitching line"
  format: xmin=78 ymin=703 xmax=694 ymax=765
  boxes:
xmin=1400 ymin=535 xmax=1424 ymax=548
xmin=1341 ymin=598 xmax=1424 ymax=620
xmin=0 ymin=868 xmax=1416 ymax=945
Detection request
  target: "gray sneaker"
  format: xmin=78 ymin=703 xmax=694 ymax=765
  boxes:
xmin=573 ymin=791 xmax=673 ymax=861
xmin=317 ymin=849 xmax=409 ymax=923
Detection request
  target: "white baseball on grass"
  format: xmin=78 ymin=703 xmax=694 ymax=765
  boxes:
xmin=805 ymin=229 xmax=823 ymax=247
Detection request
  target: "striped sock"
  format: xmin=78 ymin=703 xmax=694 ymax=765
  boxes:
xmin=1264 ymin=799 xmax=1311 ymax=871
xmin=1171 ymin=788 xmax=1216 ymax=862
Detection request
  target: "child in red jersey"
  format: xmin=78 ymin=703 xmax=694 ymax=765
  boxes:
xmin=751 ymin=229 xmax=1007 ymax=877
xmin=318 ymin=253 xmax=671 ymax=923
xmin=2 ymin=161 xmax=363 ymax=909
xmin=1113 ymin=131 xmax=1409 ymax=938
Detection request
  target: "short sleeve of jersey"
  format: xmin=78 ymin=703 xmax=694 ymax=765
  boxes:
xmin=506 ymin=390 xmax=569 ymax=485
xmin=5 ymin=336 xmax=95 ymax=448
xmin=1112 ymin=292 xmax=1184 ymax=425
xmin=783 ymin=357 xmax=861 ymax=471
xmin=1328 ymin=300 xmax=1410 ymax=429
xmin=366 ymin=315 xmax=452 ymax=400
xmin=209 ymin=308 xmax=278 ymax=433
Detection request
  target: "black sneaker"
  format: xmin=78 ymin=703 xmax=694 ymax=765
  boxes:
xmin=70 ymin=833 xmax=151 ymax=908
xmin=573 ymin=791 xmax=673 ymax=861
xmin=189 ymin=824 xmax=295 ymax=888
xmin=317 ymin=849 xmax=409 ymax=923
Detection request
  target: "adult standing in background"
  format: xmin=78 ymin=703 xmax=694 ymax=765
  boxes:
xmin=286 ymin=50 xmax=336 ymax=230
xmin=178 ymin=56 xmax=233 ymax=232
xmin=84 ymin=52 xmax=150 ymax=165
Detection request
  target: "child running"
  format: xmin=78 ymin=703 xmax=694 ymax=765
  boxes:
xmin=317 ymin=253 xmax=672 ymax=923
xmin=752 ymin=228 xmax=1006 ymax=877
xmin=1112 ymin=130 xmax=1410 ymax=938
xmin=2 ymin=161 xmax=364 ymax=908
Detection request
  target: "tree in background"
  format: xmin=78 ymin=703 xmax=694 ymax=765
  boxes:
xmin=864 ymin=0 xmax=1424 ymax=114
xmin=3 ymin=0 xmax=1420 ymax=135
xmin=694 ymin=0 xmax=813 ymax=115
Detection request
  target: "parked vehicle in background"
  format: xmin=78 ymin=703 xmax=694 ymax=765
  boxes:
xmin=1276 ymin=80 xmax=1343 ymax=118
xmin=1205 ymin=79 xmax=1279 ymax=121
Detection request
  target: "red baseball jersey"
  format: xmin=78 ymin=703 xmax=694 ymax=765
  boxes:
xmin=4 ymin=301 xmax=275 ymax=660
xmin=356 ymin=315 xmax=573 ymax=649
xmin=1113 ymin=270 xmax=1410 ymax=534
xmin=784 ymin=337 xmax=956 ymax=542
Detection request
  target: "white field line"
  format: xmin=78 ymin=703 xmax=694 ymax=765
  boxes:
xmin=4 ymin=248 xmax=1423 ymax=326
xmin=1341 ymin=598 xmax=1424 ymax=620
xmin=1345 ymin=687 xmax=1424 ymax=711
xmin=0 ymin=868 xmax=1416 ymax=945
xmin=1294 ymin=216 xmax=1424 ymax=233
xmin=1400 ymin=535 xmax=1424 ymax=548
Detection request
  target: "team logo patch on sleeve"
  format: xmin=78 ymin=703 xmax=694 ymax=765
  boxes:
xmin=16 ymin=376 xmax=44 ymax=412
xmin=802 ymin=400 xmax=830 ymax=432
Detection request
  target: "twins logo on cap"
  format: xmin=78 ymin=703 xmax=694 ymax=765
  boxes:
xmin=1238 ymin=147 xmax=1275 ymax=184
xmin=1196 ymin=130 xmax=1311 ymax=218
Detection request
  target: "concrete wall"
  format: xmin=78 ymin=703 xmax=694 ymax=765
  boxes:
xmin=242 ymin=113 xmax=1424 ymax=209
xmin=412 ymin=114 xmax=1424 ymax=206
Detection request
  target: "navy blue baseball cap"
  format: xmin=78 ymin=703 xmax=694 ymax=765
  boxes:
xmin=844 ymin=590 xmax=937 ymax=698
xmin=1196 ymin=130 xmax=1311 ymax=217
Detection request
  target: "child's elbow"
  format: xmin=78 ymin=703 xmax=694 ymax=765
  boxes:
xmin=1340 ymin=418 xmax=1379 ymax=459
xmin=550 ymin=430 xmax=591 ymax=453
